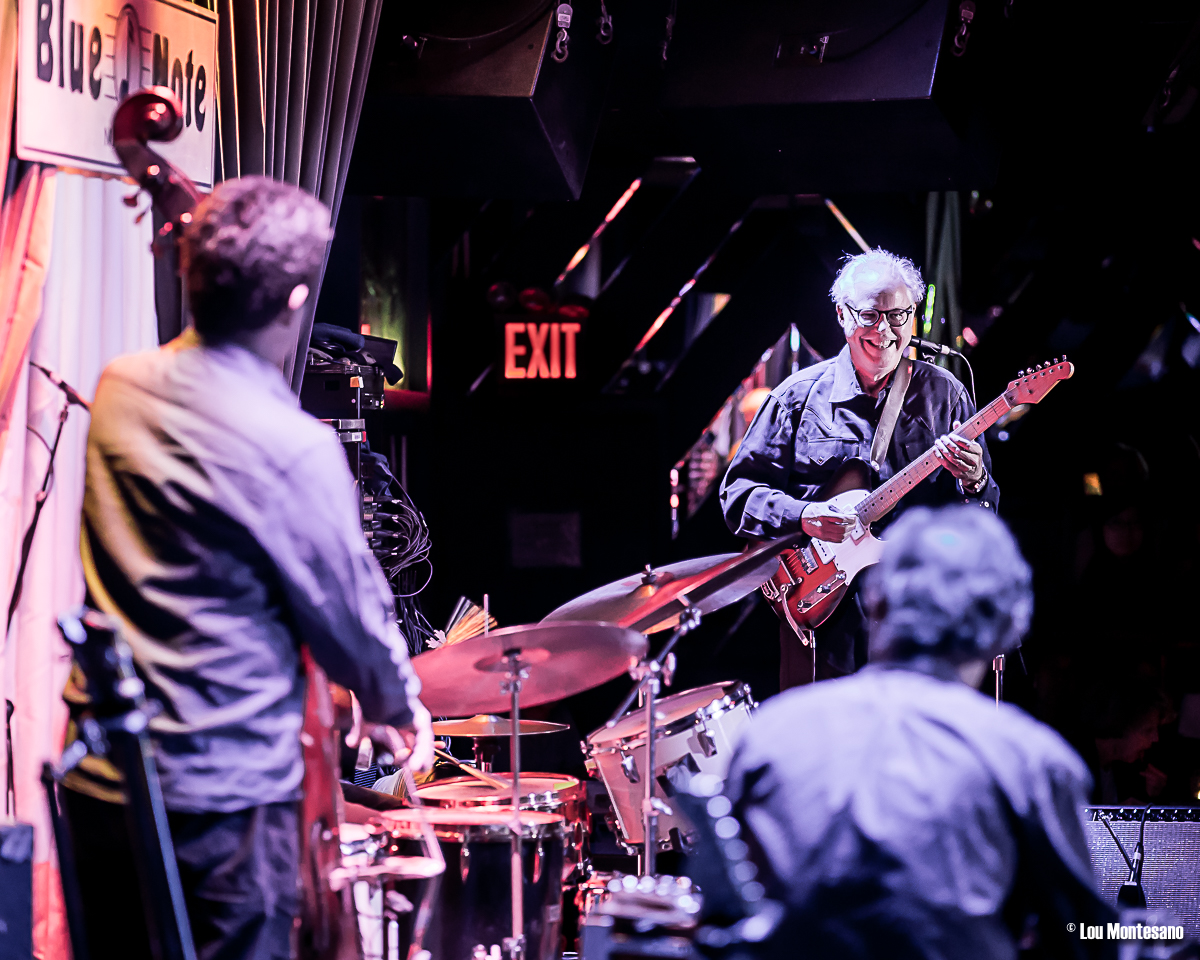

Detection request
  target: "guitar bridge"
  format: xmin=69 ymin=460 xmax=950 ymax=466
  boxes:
xmin=797 ymin=545 xmax=819 ymax=574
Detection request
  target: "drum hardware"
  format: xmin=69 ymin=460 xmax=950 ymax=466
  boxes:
xmin=432 ymin=716 xmax=570 ymax=775
xmin=410 ymin=621 xmax=647 ymax=959
xmin=431 ymin=746 xmax=511 ymax=791
xmin=585 ymin=683 xmax=756 ymax=855
xmin=377 ymin=808 xmax=567 ymax=960
xmin=411 ymin=622 xmax=648 ymax=717
xmin=335 ymin=765 xmax=445 ymax=960
xmin=501 ymin=650 xmax=529 ymax=960
xmin=415 ymin=773 xmax=588 ymax=883
xmin=541 ymin=533 xmax=802 ymax=635
xmin=604 ymin=606 xmax=703 ymax=877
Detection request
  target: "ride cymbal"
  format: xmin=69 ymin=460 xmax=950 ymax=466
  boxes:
xmin=412 ymin=621 xmax=647 ymax=716
xmin=542 ymin=536 xmax=800 ymax=634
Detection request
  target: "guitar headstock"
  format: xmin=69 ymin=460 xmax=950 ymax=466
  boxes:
xmin=1003 ymin=357 xmax=1075 ymax=406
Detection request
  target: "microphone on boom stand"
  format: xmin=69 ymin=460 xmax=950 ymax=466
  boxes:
xmin=909 ymin=337 xmax=976 ymax=408
xmin=30 ymin=362 xmax=92 ymax=411
xmin=909 ymin=336 xmax=963 ymax=358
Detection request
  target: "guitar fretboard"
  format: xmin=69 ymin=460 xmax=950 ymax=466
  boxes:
xmin=855 ymin=393 xmax=1013 ymax=525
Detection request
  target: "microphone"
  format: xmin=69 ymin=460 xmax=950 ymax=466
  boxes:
xmin=910 ymin=336 xmax=964 ymax=358
xmin=31 ymin=362 xmax=92 ymax=411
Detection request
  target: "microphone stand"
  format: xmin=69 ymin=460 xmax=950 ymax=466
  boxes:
xmin=7 ymin=367 xmax=90 ymax=815
xmin=606 ymin=605 xmax=703 ymax=876
xmin=7 ymin=397 xmax=72 ymax=632
xmin=7 ymin=364 xmax=92 ymax=630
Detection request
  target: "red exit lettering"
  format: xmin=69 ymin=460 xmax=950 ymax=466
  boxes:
xmin=504 ymin=322 xmax=580 ymax=379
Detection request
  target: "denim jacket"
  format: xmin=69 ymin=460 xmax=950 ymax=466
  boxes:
xmin=720 ymin=346 xmax=999 ymax=541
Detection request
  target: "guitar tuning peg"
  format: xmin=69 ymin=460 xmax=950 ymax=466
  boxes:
xmin=1025 ymin=367 xmax=1032 ymax=375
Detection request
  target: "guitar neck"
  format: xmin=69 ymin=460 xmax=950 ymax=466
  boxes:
xmin=855 ymin=392 xmax=1012 ymax=525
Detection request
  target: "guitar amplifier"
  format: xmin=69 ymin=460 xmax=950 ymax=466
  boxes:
xmin=0 ymin=822 xmax=33 ymax=960
xmin=1083 ymin=807 xmax=1200 ymax=940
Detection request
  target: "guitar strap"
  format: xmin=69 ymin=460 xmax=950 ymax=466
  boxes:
xmin=869 ymin=356 xmax=912 ymax=473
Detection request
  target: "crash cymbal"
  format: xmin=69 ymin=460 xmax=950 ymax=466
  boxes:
xmin=542 ymin=536 xmax=800 ymax=634
xmin=412 ymin=621 xmax=647 ymax=716
xmin=431 ymin=715 xmax=569 ymax=737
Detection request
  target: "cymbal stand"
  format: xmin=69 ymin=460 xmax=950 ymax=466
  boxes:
xmin=606 ymin=605 xmax=702 ymax=876
xmin=399 ymin=765 xmax=444 ymax=960
xmin=501 ymin=651 xmax=529 ymax=960
xmin=993 ymin=653 xmax=1005 ymax=708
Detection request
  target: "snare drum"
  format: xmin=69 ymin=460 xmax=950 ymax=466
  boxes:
xmin=416 ymin=772 xmax=588 ymax=880
xmin=378 ymin=807 xmax=566 ymax=960
xmin=585 ymin=681 xmax=755 ymax=849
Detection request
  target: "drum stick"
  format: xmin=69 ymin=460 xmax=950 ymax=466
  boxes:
xmin=432 ymin=747 xmax=510 ymax=791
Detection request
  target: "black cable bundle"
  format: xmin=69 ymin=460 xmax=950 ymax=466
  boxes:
xmin=360 ymin=444 xmax=435 ymax=656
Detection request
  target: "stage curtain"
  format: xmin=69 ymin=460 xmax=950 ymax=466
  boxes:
xmin=202 ymin=0 xmax=383 ymax=391
xmin=2 ymin=173 xmax=156 ymax=959
xmin=924 ymin=191 xmax=964 ymax=381
xmin=924 ymin=191 xmax=964 ymax=353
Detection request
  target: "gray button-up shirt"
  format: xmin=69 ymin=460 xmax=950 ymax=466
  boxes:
xmin=79 ymin=330 xmax=421 ymax=813
xmin=726 ymin=665 xmax=1114 ymax=959
xmin=721 ymin=347 xmax=999 ymax=541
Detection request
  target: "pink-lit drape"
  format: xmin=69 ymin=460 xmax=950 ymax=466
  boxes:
xmin=1 ymin=172 xmax=157 ymax=959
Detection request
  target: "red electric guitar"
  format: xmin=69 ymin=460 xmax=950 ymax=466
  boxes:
xmin=762 ymin=358 xmax=1075 ymax=637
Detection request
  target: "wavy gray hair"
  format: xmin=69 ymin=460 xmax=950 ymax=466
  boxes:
xmin=829 ymin=249 xmax=925 ymax=335
xmin=864 ymin=506 xmax=1032 ymax=666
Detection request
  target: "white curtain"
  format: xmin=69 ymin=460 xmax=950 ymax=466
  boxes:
xmin=1 ymin=170 xmax=155 ymax=958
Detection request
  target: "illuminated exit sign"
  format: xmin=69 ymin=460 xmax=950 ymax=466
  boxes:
xmin=502 ymin=321 xmax=583 ymax=380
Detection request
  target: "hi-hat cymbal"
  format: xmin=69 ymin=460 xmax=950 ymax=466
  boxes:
xmin=412 ymin=621 xmax=647 ymax=716
xmin=542 ymin=537 xmax=799 ymax=634
xmin=431 ymin=715 xmax=569 ymax=737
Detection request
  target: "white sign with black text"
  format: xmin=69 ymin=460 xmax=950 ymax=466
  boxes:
xmin=17 ymin=0 xmax=217 ymax=188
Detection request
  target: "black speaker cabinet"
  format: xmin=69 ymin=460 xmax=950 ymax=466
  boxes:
xmin=662 ymin=0 xmax=1000 ymax=192
xmin=1083 ymin=807 xmax=1200 ymax=940
xmin=350 ymin=1 xmax=616 ymax=200
xmin=0 ymin=822 xmax=33 ymax=960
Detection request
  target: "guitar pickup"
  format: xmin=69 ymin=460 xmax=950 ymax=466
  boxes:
xmin=796 ymin=571 xmax=848 ymax=608
xmin=816 ymin=571 xmax=848 ymax=594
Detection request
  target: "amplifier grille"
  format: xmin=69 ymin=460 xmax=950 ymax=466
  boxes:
xmin=1083 ymin=807 xmax=1200 ymax=940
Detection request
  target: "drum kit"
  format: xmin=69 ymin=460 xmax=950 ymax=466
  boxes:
xmin=339 ymin=534 xmax=802 ymax=960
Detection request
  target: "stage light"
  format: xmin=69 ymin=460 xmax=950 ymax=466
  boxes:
xmin=555 ymin=177 xmax=642 ymax=286
xmin=923 ymin=284 xmax=936 ymax=336
xmin=1083 ymin=472 xmax=1103 ymax=496
xmin=824 ymin=198 xmax=870 ymax=253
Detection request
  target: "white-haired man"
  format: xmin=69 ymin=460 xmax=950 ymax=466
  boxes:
xmin=723 ymin=506 xmax=1114 ymax=960
xmin=720 ymin=249 xmax=999 ymax=688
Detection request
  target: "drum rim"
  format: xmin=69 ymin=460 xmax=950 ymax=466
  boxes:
xmin=586 ymin=681 xmax=750 ymax=746
xmin=374 ymin=808 xmax=567 ymax=842
xmin=415 ymin=772 xmax=582 ymax=808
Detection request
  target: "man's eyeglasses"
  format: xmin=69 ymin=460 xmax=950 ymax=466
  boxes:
xmin=843 ymin=303 xmax=916 ymax=328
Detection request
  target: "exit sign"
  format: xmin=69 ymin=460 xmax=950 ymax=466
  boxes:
xmin=501 ymin=320 xmax=583 ymax=380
